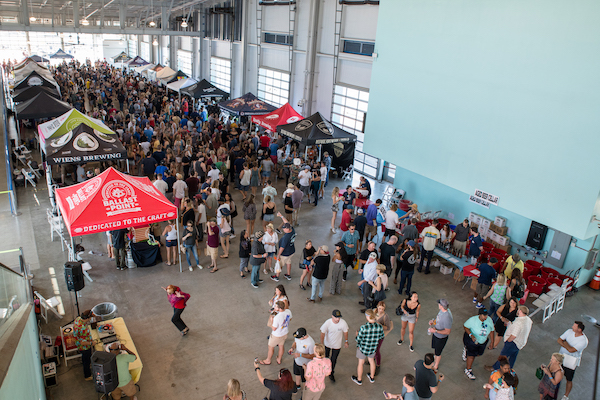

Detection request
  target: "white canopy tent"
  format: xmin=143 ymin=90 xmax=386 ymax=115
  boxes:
xmin=155 ymin=66 xmax=177 ymax=82
xmin=166 ymin=78 xmax=198 ymax=93
xmin=134 ymin=63 xmax=155 ymax=75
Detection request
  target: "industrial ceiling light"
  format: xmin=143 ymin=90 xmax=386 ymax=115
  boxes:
xmin=149 ymin=21 xmax=156 ymax=27
xmin=30 ymin=16 xmax=37 ymax=22
xmin=81 ymin=18 xmax=90 ymax=25
xmin=152 ymin=38 xmax=158 ymax=46
xmin=180 ymin=20 xmax=188 ymax=28
xmin=148 ymin=0 xmax=156 ymax=27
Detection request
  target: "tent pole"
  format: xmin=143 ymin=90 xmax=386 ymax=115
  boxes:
xmin=318 ymin=145 xmax=322 ymax=163
xmin=176 ymin=211 xmax=182 ymax=273
xmin=304 ymin=146 xmax=308 ymax=162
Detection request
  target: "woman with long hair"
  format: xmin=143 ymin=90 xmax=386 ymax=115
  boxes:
xmin=262 ymin=195 xmax=277 ymax=231
xmin=225 ymin=192 xmax=237 ymax=237
xmin=299 ymin=240 xmax=316 ymax=290
xmin=250 ymin=162 xmax=260 ymax=195
xmin=223 ymin=378 xmax=245 ymax=400
xmin=161 ymin=219 xmax=178 ymax=266
xmin=330 ymin=187 xmax=341 ymax=233
xmin=243 ymin=194 xmax=257 ymax=235
xmin=262 ymin=224 xmax=279 ymax=275
xmin=397 ymin=240 xmax=419 ymax=296
xmin=483 ymin=274 xmax=508 ymax=323
xmin=330 ymin=242 xmax=347 ymax=295
xmin=160 ymin=284 xmax=191 ymax=336
xmin=238 ymin=229 xmax=251 ymax=278
xmin=491 ymin=297 xmax=519 ymax=349
xmin=268 ymin=284 xmax=290 ymax=311
xmin=397 ymin=292 xmax=421 ymax=352
xmin=373 ymin=301 xmax=393 ymax=376
xmin=253 ymin=363 xmax=296 ymax=400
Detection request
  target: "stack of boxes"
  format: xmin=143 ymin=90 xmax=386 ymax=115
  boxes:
xmin=468 ymin=213 xmax=511 ymax=252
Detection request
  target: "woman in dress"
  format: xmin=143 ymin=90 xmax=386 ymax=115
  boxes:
xmin=223 ymin=378 xmax=245 ymax=400
xmin=161 ymin=220 xmax=178 ymax=266
xmin=397 ymin=291 xmax=421 ymax=352
xmin=330 ymin=187 xmax=341 ymax=233
xmin=491 ymin=297 xmax=519 ymax=349
xmin=299 ymin=240 xmax=317 ymax=290
xmin=243 ymin=194 xmax=257 ymax=235
xmin=330 ymin=242 xmax=347 ymax=295
xmin=262 ymin=224 xmax=279 ymax=275
xmin=250 ymin=162 xmax=260 ymax=195
xmin=373 ymin=300 xmax=393 ymax=376
xmin=262 ymin=195 xmax=277 ymax=230
xmin=253 ymin=363 xmax=296 ymax=400
xmin=268 ymin=284 xmax=290 ymax=311
xmin=538 ymin=353 xmax=564 ymax=400
xmin=161 ymin=284 xmax=190 ymax=336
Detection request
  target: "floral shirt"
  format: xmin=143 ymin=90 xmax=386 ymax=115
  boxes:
xmin=304 ymin=357 xmax=332 ymax=392
xmin=73 ymin=316 xmax=92 ymax=351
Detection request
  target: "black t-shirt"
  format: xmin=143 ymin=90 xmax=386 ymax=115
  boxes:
xmin=183 ymin=227 xmax=197 ymax=246
xmin=312 ymin=254 xmax=331 ymax=280
xmin=414 ymin=360 xmax=437 ymax=398
xmin=263 ymin=379 xmax=296 ymax=400
xmin=359 ymin=249 xmax=373 ymax=262
xmin=110 ymin=229 xmax=128 ymax=249
xmin=284 ymin=196 xmax=294 ymax=214
xmin=401 ymin=249 xmax=416 ymax=272
xmin=354 ymin=215 xmax=367 ymax=233
xmin=141 ymin=157 xmax=157 ymax=175
xmin=182 ymin=208 xmax=196 ymax=227
xmin=379 ymin=243 xmax=395 ymax=267
xmin=303 ymin=247 xmax=316 ymax=261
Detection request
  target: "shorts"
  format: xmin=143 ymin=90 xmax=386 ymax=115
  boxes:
xmin=356 ymin=348 xmax=375 ymax=360
xmin=241 ymin=185 xmax=250 ymax=191
xmin=563 ymin=366 xmax=575 ymax=381
xmin=293 ymin=361 xmax=307 ymax=381
xmin=261 ymin=171 xmax=271 ymax=178
xmin=358 ymin=229 xmax=365 ymax=242
xmin=300 ymin=185 xmax=310 ymax=196
xmin=453 ymin=240 xmax=467 ymax=254
xmin=365 ymin=225 xmax=377 ymax=237
xmin=280 ymin=255 xmax=293 ymax=266
xmin=299 ymin=260 xmax=311 ymax=270
xmin=110 ymin=380 xmax=137 ymax=400
xmin=463 ymin=332 xmax=488 ymax=357
xmin=319 ymin=181 xmax=325 ymax=190
xmin=166 ymin=239 xmax=177 ymax=247
xmin=220 ymin=231 xmax=231 ymax=238
xmin=401 ymin=313 xmax=417 ymax=324
xmin=267 ymin=252 xmax=276 ymax=258
xmin=331 ymin=203 xmax=340 ymax=213
xmin=263 ymin=214 xmax=275 ymax=222
xmin=384 ymin=228 xmax=397 ymax=238
xmin=476 ymin=283 xmax=490 ymax=298
xmin=207 ymin=246 xmax=219 ymax=259
xmin=431 ymin=335 xmax=448 ymax=356
xmin=268 ymin=333 xmax=287 ymax=347
xmin=270 ymin=155 xmax=277 ymax=164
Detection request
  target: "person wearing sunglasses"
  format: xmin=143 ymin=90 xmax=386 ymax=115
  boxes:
xmin=462 ymin=308 xmax=495 ymax=380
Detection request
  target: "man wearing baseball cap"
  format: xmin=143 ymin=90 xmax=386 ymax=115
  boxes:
xmin=290 ymin=327 xmax=315 ymax=392
xmin=320 ymin=310 xmax=349 ymax=382
xmin=272 ymin=212 xmax=296 ymax=282
xmin=427 ymin=299 xmax=453 ymax=372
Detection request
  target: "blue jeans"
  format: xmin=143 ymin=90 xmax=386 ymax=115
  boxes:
xmin=239 ymin=257 xmax=249 ymax=273
xmin=310 ymin=276 xmax=326 ymax=300
xmin=489 ymin=299 xmax=502 ymax=323
xmin=184 ymin=244 xmax=198 ymax=266
xmin=251 ymin=264 xmax=261 ymax=285
xmin=493 ymin=340 xmax=519 ymax=369
xmin=398 ymin=270 xmax=414 ymax=295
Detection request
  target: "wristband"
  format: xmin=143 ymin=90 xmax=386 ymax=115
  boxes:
xmin=255 ymin=367 xmax=260 ymax=371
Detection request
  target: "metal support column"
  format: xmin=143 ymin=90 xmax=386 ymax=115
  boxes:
xmin=329 ymin=1 xmax=344 ymax=117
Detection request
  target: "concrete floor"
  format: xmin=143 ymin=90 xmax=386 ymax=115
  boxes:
xmin=4 ymin=153 xmax=599 ymax=400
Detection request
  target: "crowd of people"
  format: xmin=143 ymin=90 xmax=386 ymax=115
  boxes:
xmin=15 ymin=59 xmax=590 ymax=400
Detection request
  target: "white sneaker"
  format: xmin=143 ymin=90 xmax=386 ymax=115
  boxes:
xmin=189 ymin=266 xmax=193 ymax=272
xmin=197 ymin=265 xmax=203 ymax=270
xmin=331 ymin=228 xmax=337 ymax=233
xmin=230 ymin=234 xmax=236 ymax=239
xmin=561 ymin=396 xmax=569 ymax=400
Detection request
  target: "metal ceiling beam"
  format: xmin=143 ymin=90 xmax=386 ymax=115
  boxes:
xmin=0 ymin=22 xmax=201 ymax=36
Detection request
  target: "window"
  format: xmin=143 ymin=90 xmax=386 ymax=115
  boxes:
xmin=343 ymin=40 xmax=375 ymax=56
xmin=140 ymin=42 xmax=150 ymax=62
xmin=331 ymin=85 xmax=380 ymax=178
xmin=127 ymin=38 xmax=137 ymax=57
xmin=210 ymin=57 xmax=231 ymax=92
xmin=263 ymin=33 xmax=293 ymax=46
xmin=258 ymin=68 xmax=290 ymax=108
xmin=177 ymin=50 xmax=193 ymax=77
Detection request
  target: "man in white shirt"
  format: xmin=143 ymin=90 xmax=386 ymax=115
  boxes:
xmin=298 ymin=166 xmax=311 ymax=199
xmin=261 ymin=301 xmax=292 ymax=365
xmin=486 ymin=306 xmax=532 ymax=371
xmin=290 ymin=328 xmax=315 ymax=390
xmin=282 ymin=183 xmax=295 ymax=201
xmin=153 ymin=173 xmax=168 ymax=196
xmin=418 ymin=219 xmax=440 ymax=274
xmin=320 ymin=309 xmax=349 ymax=382
xmin=207 ymin=165 xmax=221 ymax=182
xmin=262 ymin=180 xmax=278 ymax=203
xmin=196 ymin=198 xmax=207 ymax=242
xmin=384 ymin=204 xmax=400 ymax=241
xmin=557 ymin=321 xmax=589 ymax=400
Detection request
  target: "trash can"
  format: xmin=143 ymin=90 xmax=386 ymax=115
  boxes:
xmin=92 ymin=302 xmax=118 ymax=321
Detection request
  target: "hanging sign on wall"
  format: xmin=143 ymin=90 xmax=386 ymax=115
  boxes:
xmin=469 ymin=194 xmax=490 ymax=209
xmin=473 ymin=189 xmax=499 ymax=206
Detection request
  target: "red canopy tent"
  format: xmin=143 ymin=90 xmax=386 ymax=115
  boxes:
xmin=55 ymin=167 xmax=182 ymax=270
xmin=251 ymin=103 xmax=303 ymax=132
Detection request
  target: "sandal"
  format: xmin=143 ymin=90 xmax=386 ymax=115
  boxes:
xmin=219 ymin=255 xmax=229 ymax=259
xmin=210 ymin=268 xmax=219 ymax=273
xmin=181 ymin=328 xmax=190 ymax=336
xmin=259 ymin=360 xmax=271 ymax=365
xmin=299 ymin=285 xmax=306 ymax=290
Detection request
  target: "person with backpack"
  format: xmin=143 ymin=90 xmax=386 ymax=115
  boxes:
xmin=508 ymin=269 xmax=526 ymax=301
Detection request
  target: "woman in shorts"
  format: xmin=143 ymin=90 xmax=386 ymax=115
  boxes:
xmin=239 ymin=163 xmax=252 ymax=200
xmin=299 ymin=240 xmax=316 ymax=290
xmin=262 ymin=195 xmax=277 ymax=230
xmin=397 ymin=292 xmax=421 ymax=352
xmin=162 ymin=220 xmax=179 ymax=266
xmin=262 ymin=224 xmax=279 ymax=274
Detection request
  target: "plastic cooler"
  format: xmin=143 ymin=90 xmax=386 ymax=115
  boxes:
xmin=416 ymin=222 xmax=429 ymax=233
xmin=525 ymin=260 xmax=543 ymax=269
xmin=437 ymin=218 xmax=450 ymax=226
xmin=541 ymin=266 xmax=559 ymax=279
xmin=545 ymin=277 xmax=564 ymax=292
xmin=528 ymin=276 xmax=547 ymax=295
xmin=482 ymin=242 xmax=495 ymax=252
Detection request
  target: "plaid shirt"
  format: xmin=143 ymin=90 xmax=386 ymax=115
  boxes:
xmin=73 ymin=316 xmax=92 ymax=351
xmin=356 ymin=322 xmax=384 ymax=356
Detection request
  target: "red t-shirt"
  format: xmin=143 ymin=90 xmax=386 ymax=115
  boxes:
xmin=260 ymin=135 xmax=271 ymax=148
xmin=207 ymin=224 xmax=220 ymax=248
xmin=340 ymin=211 xmax=352 ymax=232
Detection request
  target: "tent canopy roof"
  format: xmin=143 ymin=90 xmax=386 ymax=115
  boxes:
xmin=277 ymin=112 xmax=357 ymax=146
xmin=112 ymin=52 xmax=131 ymax=62
xmin=252 ymin=103 xmax=303 ymax=132
xmin=218 ymin=92 xmax=277 ymax=116
xmin=50 ymin=49 xmax=74 ymax=59
xmin=156 ymin=66 xmax=176 ymax=79
xmin=15 ymin=92 xmax=72 ymax=120
xmin=55 ymin=167 xmax=177 ymax=237
xmin=166 ymin=78 xmax=198 ymax=92
xmin=181 ymin=79 xmax=229 ymax=99
xmin=127 ymin=56 xmax=149 ymax=66
xmin=14 ymin=70 xmax=59 ymax=91
xmin=12 ymin=85 xmax=60 ymax=103
xmin=38 ymin=109 xmax=114 ymax=146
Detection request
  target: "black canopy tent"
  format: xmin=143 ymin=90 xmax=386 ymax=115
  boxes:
xmin=45 ymin=123 xmax=127 ymax=165
xmin=181 ymin=79 xmax=229 ymax=99
xmin=166 ymin=70 xmax=188 ymax=83
xmin=218 ymin=92 xmax=277 ymax=116
xmin=112 ymin=52 xmax=131 ymax=62
xmin=15 ymin=92 xmax=72 ymax=120
xmin=277 ymin=112 xmax=357 ymax=146
xmin=29 ymin=55 xmax=49 ymax=63
xmin=12 ymin=85 xmax=60 ymax=103
xmin=49 ymin=49 xmax=74 ymax=59
xmin=13 ymin=70 xmax=59 ymax=91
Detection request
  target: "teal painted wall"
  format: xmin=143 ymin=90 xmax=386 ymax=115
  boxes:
xmin=0 ymin=308 xmax=47 ymax=400
xmin=393 ymin=165 xmax=597 ymax=286
xmin=365 ymin=0 xmax=600 ymax=240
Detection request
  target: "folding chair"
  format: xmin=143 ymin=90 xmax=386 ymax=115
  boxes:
xmin=341 ymin=165 xmax=354 ymax=181
xmin=34 ymin=291 xmax=63 ymax=323
xmin=28 ymin=160 xmax=42 ymax=179
xmin=22 ymin=168 xmax=37 ymax=188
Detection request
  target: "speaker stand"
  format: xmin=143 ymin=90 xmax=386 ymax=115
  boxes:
xmin=74 ymin=290 xmax=81 ymax=317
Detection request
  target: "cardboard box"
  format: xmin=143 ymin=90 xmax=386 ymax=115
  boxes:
xmin=490 ymin=223 xmax=508 ymax=236
xmin=474 ymin=215 xmax=483 ymax=225
xmin=440 ymin=265 xmax=453 ymax=275
xmin=479 ymin=226 xmax=489 ymax=237
xmin=469 ymin=212 xmax=479 ymax=223
xmin=454 ymin=268 xmax=465 ymax=282
xmin=487 ymin=231 xmax=499 ymax=243
xmin=481 ymin=218 xmax=492 ymax=229
xmin=495 ymin=244 xmax=512 ymax=253
xmin=494 ymin=216 xmax=507 ymax=227
xmin=495 ymin=235 xmax=510 ymax=246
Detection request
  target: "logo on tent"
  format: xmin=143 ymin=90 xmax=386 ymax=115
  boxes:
xmin=317 ymin=121 xmax=334 ymax=135
xmin=265 ymin=114 xmax=280 ymax=120
xmin=27 ymin=76 xmax=43 ymax=86
xmin=50 ymin=130 xmax=73 ymax=147
xmin=65 ymin=177 xmax=102 ymax=210
xmin=295 ymin=120 xmax=313 ymax=131
xmin=102 ymin=181 xmax=141 ymax=216
xmin=95 ymin=129 xmax=116 ymax=143
xmin=286 ymin=116 xmax=301 ymax=124
xmin=74 ymin=133 xmax=99 ymax=152
xmin=203 ymin=87 xmax=217 ymax=93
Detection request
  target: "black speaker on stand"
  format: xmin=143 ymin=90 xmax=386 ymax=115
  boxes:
xmin=526 ymin=221 xmax=548 ymax=250
xmin=64 ymin=261 xmax=85 ymax=316
xmin=91 ymin=351 xmax=119 ymax=394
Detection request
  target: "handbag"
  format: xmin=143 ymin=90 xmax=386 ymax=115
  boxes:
xmin=535 ymin=367 xmax=544 ymax=380
xmin=562 ymin=353 xmax=578 ymax=370
xmin=376 ymin=211 xmax=385 ymax=226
